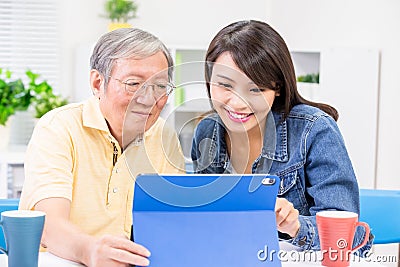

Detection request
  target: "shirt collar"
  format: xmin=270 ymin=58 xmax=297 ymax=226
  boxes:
xmin=82 ymin=96 xmax=109 ymax=133
xmin=82 ymin=96 xmax=163 ymax=147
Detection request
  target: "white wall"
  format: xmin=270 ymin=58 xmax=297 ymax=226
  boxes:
xmin=268 ymin=0 xmax=400 ymax=190
xmin=132 ymin=0 xmax=271 ymax=48
xmin=57 ymin=0 xmax=109 ymax=100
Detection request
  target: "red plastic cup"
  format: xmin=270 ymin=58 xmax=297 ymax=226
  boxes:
xmin=316 ymin=211 xmax=370 ymax=267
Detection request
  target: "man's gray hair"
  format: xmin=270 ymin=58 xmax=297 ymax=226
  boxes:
xmin=90 ymin=28 xmax=173 ymax=87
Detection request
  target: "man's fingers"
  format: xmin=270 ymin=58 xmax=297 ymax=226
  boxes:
xmin=102 ymin=235 xmax=151 ymax=257
xmin=108 ymin=247 xmax=150 ymax=266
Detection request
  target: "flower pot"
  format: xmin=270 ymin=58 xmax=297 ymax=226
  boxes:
xmin=9 ymin=111 xmax=35 ymax=146
xmin=108 ymin=22 xmax=132 ymax=32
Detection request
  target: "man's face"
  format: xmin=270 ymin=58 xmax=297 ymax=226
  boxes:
xmin=92 ymin=51 xmax=169 ymax=146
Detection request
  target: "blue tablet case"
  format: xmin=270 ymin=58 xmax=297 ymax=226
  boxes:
xmin=133 ymin=174 xmax=281 ymax=267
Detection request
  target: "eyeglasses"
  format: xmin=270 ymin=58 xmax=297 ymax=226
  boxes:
xmin=109 ymin=76 xmax=175 ymax=98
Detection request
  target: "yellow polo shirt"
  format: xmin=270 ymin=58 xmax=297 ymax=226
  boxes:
xmin=19 ymin=96 xmax=185 ymax=238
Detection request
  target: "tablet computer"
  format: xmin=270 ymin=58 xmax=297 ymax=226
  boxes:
xmin=133 ymin=174 xmax=281 ymax=267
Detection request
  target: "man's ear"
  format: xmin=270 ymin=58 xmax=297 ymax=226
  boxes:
xmin=90 ymin=70 xmax=104 ymax=97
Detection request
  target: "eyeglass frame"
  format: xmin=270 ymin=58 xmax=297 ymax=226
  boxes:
xmin=108 ymin=76 xmax=176 ymax=97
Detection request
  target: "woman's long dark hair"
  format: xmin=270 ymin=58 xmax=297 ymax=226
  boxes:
xmin=205 ymin=20 xmax=338 ymax=121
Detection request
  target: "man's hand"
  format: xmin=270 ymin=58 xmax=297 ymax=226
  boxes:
xmin=275 ymin=198 xmax=300 ymax=238
xmin=85 ymin=235 xmax=150 ymax=267
xmin=35 ymin=198 xmax=150 ymax=267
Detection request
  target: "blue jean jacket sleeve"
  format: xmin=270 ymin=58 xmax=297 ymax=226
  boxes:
xmin=287 ymin=115 xmax=372 ymax=253
xmin=287 ymin=215 xmax=317 ymax=249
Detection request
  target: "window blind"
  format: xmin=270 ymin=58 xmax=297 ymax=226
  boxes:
xmin=0 ymin=0 xmax=60 ymax=89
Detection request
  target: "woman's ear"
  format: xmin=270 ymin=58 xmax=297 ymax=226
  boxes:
xmin=90 ymin=70 xmax=104 ymax=97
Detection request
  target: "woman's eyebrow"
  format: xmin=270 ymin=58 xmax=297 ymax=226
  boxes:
xmin=216 ymin=74 xmax=235 ymax=82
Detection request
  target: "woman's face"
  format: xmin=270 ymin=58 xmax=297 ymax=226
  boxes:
xmin=210 ymin=52 xmax=278 ymax=134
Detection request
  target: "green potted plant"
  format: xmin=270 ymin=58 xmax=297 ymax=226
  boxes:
xmin=104 ymin=0 xmax=138 ymax=31
xmin=0 ymin=69 xmax=68 ymax=148
xmin=0 ymin=68 xmax=34 ymax=148
xmin=0 ymin=68 xmax=33 ymax=126
xmin=296 ymin=73 xmax=319 ymax=84
xmin=26 ymin=70 xmax=68 ymax=119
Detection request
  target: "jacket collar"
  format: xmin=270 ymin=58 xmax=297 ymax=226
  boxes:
xmin=210 ymin=111 xmax=289 ymax=164
xmin=262 ymin=111 xmax=289 ymax=162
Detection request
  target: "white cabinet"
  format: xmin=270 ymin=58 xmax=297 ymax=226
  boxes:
xmin=291 ymin=48 xmax=380 ymax=189
xmin=291 ymin=51 xmax=321 ymax=100
xmin=161 ymin=47 xmax=210 ymax=161
xmin=0 ymin=145 xmax=26 ymax=198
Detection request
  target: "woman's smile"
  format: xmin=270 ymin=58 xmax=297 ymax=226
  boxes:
xmin=224 ymin=108 xmax=253 ymax=123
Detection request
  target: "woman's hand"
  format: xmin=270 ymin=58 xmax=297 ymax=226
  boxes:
xmin=275 ymin=198 xmax=300 ymax=238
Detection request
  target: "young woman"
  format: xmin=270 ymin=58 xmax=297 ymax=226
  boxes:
xmin=191 ymin=20 xmax=372 ymax=253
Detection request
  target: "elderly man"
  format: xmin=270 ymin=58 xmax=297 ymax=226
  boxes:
xmin=19 ymin=28 xmax=185 ymax=267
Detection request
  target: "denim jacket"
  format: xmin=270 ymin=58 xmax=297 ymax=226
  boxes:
xmin=191 ymin=104 xmax=372 ymax=253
